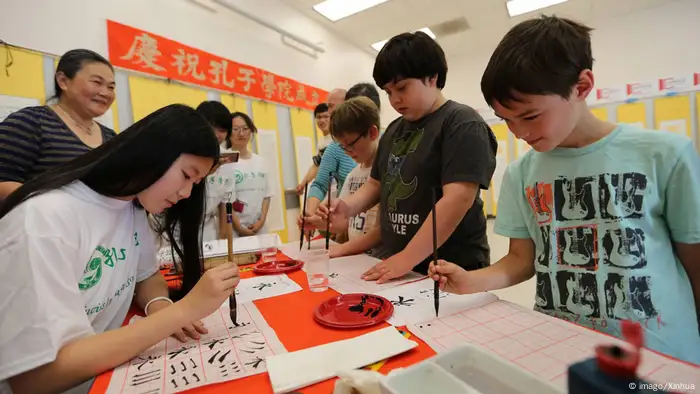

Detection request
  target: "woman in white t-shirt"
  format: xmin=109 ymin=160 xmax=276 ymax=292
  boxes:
xmin=223 ymin=112 xmax=272 ymax=237
xmin=0 ymin=104 xmax=240 ymax=394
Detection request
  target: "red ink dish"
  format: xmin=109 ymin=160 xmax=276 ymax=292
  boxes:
xmin=253 ymin=259 xmax=304 ymax=275
xmin=313 ymin=293 xmax=394 ymax=329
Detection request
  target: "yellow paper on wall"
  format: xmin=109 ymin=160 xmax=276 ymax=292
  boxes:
xmin=252 ymin=101 xmax=289 ymax=243
xmin=220 ymin=95 xmax=248 ymax=114
xmin=0 ymin=46 xmax=45 ymax=101
xmin=616 ymin=102 xmax=647 ymax=128
xmin=290 ymin=108 xmax=316 ymax=208
xmin=591 ymin=107 xmax=609 ymax=121
xmin=489 ymin=123 xmax=510 ymax=217
xmin=129 ymin=76 xmax=207 ymax=121
xmin=654 ymin=95 xmax=692 ymax=137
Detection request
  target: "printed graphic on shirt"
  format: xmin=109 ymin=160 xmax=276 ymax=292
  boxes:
xmin=555 ymin=270 xmax=600 ymax=318
xmin=556 ymin=225 xmax=598 ymax=270
xmin=526 ymin=172 xmax=655 ymax=327
xmin=599 ymin=173 xmax=647 ymax=220
xmin=79 ymin=245 xmax=128 ymax=290
xmin=536 ymin=225 xmax=552 ymax=268
xmin=383 ymin=129 xmax=423 ymax=213
xmin=554 ymin=176 xmax=597 ymax=221
xmin=601 ymin=228 xmax=647 ymax=269
xmin=526 ymin=182 xmax=553 ymax=224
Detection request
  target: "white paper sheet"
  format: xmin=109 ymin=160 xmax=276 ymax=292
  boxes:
xmin=311 ymin=254 xmax=425 ymax=295
xmin=106 ymin=302 xmax=286 ymax=394
xmin=235 ymin=274 xmax=302 ymax=304
xmin=0 ymin=94 xmax=40 ymax=122
xmin=373 ymin=279 xmax=499 ymax=326
xmin=278 ymin=238 xmax=337 ymax=261
xmin=157 ymin=235 xmax=281 ymax=265
xmin=256 ymin=129 xmax=285 ymax=232
xmin=266 ymin=327 xmax=418 ymax=394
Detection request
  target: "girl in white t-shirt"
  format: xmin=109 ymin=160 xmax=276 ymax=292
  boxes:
xmin=0 ymin=104 xmax=240 ymax=394
xmin=224 ymin=112 xmax=273 ymax=237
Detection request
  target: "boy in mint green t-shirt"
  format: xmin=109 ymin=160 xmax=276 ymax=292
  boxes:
xmin=430 ymin=15 xmax=700 ymax=365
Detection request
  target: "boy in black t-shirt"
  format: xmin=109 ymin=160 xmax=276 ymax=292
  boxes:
xmin=319 ymin=31 xmax=498 ymax=283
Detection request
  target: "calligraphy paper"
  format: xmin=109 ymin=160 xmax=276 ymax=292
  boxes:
xmin=373 ymin=279 xmax=498 ymax=326
xmin=407 ymin=300 xmax=700 ymax=390
xmin=234 ymin=274 xmax=302 ymax=304
xmin=105 ymin=302 xmax=286 ymax=394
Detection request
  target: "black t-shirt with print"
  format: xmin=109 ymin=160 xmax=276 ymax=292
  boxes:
xmin=370 ymin=100 xmax=498 ymax=274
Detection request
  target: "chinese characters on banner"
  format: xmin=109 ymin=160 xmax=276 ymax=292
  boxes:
xmin=107 ymin=20 xmax=328 ymax=111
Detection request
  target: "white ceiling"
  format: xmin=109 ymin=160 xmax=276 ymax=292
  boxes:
xmin=281 ymin=0 xmax=680 ymax=59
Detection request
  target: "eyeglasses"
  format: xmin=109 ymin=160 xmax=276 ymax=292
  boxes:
xmin=337 ymin=133 xmax=365 ymax=152
xmin=232 ymin=126 xmax=251 ymax=134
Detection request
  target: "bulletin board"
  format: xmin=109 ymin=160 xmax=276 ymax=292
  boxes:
xmin=0 ymin=46 xmax=45 ymax=122
xmin=289 ymin=108 xmax=316 ymax=207
xmin=616 ymin=102 xmax=647 ymax=128
xmin=654 ymin=95 xmax=692 ymax=137
xmin=591 ymin=107 xmax=609 ymax=121
xmin=252 ymin=101 xmax=289 ymax=243
xmin=489 ymin=123 xmax=510 ymax=216
xmin=128 ymin=76 xmax=208 ymax=122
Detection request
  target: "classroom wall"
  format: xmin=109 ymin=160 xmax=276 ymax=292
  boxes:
xmin=0 ymin=0 xmax=396 ymax=126
xmin=442 ymin=0 xmax=700 ymax=109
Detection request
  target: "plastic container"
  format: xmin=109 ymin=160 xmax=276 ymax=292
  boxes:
xmin=380 ymin=343 xmax=564 ymax=394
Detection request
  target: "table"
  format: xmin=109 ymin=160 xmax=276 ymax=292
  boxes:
xmin=89 ymin=251 xmax=437 ymax=394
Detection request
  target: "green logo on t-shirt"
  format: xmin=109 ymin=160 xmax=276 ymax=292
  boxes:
xmin=78 ymin=245 xmax=128 ymax=290
xmin=234 ymin=170 xmax=244 ymax=184
xmin=383 ymin=129 xmax=423 ymax=212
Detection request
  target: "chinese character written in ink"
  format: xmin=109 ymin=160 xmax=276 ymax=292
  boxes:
xmin=172 ymin=49 xmax=205 ymax=81
xmin=419 ymin=289 xmax=448 ymax=299
xmin=167 ymin=345 xmax=195 ymax=359
xmin=391 ymin=296 xmax=415 ymax=307
xmin=228 ymin=321 xmax=251 ymax=330
xmin=207 ymin=349 xmax=232 ymax=365
xmin=260 ymin=73 xmax=276 ymax=99
xmin=253 ymin=282 xmax=274 ymax=291
xmin=329 ymin=272 xmax=339 ymax=279
xmin=130 ymin=369 xmax=161 ymax=386
xmin=121 ymin=33 xmax=166 ymax=71
xmin=239 ymin=340 xmax=266 ymax=354
xmin=245 ymin=356 xmax=265 ymax=369
xmin=277 ymin=80 xmax=294 ymax=102
xmin=295 ymin=85 xmax=307 ymax=102
xmin=203 ymin=338 xmax=227 ymax=350
xmin=238 ymin=67 xmax=256 ymax=92
xmin=209 ymin=59 xmax=236 ymax=88
xmin=219 ymin=361 xmax=241 ymax=377
xmin=134 ymin=355 xmax=162 ymax=371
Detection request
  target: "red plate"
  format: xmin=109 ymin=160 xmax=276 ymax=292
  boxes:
xmin=253 ymin=259 xmax=304 ymax=275
xmin=314 ymin=293 xmax=394 ymax=329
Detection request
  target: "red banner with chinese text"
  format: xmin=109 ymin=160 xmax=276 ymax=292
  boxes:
xmin=107 ymin=20 xmax=328 ymax=111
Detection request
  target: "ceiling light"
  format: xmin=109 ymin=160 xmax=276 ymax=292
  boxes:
xmin=313 ymin=0 xmax=388 ymax=22
xmin=506 ymin=0 xmax=568 ymax=17
xmin=371 ymin=27 xmax=436 ymax=51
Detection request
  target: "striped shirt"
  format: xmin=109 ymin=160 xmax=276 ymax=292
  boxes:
xmin=0 ymin=106 xmax=116 ymax=183
xmin=308 ymin=141 xmax=357 ymax=201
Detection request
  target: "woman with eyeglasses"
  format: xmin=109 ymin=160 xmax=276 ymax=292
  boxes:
xmin=221 ymin=112 xmax=272 ymax=237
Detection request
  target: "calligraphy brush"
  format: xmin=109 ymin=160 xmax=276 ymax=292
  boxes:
xmin=300 ymin=182 xmax=309 ymax=251
xmin=226 ymin=202 xmax=237 ymax=325
xmin=431 ymin=188 xmax=439 ymax=317
xmin=325 ymin=171 xmax=332 ymax=250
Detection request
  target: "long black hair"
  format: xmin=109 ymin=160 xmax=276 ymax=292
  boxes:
xmin=0 ymin=104 xmax=220 ymax=300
